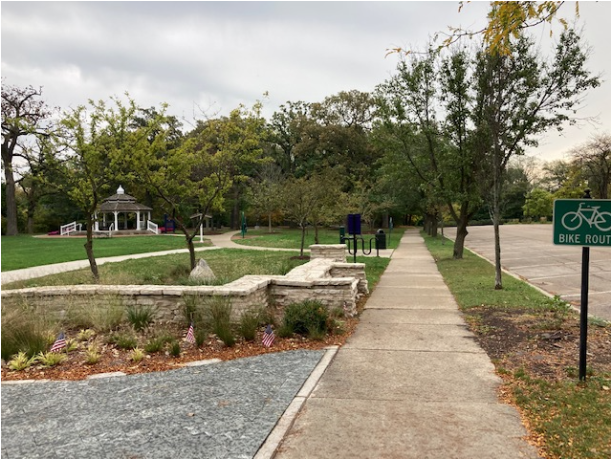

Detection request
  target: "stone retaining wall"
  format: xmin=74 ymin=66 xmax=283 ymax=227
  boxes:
xmin=1 ymin=245 xmax=368 ymax=324
xmin=308 ymin=244 xmax=347 ymax=263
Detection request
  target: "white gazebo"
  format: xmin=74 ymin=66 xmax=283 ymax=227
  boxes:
xmin=95 ymin=186 xmax=153 ymax=232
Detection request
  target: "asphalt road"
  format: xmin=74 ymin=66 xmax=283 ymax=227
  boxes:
xmin=444 ymin=224 xmax=611 ymax=321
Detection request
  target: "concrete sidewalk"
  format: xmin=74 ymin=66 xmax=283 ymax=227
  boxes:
xmin=274 ymin=229 xmax=538 ymax=459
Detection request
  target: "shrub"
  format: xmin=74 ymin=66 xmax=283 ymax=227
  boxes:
xmin=276 ymin=323 xmax=294 ymax=339
xmin=126 ymin=305 xmax=155 ymax=332
xmin=238 ymin=311 xmax=260 ymax=341
xmin=7 ymin=351 xmax=37 ymax=371
xmin=329 ymin=318 xmax=346 ymax=335
xmin=36 ymin=351 xmax=67 ymax=367
xmin=283 ymin=300 xmax=329 ymax=337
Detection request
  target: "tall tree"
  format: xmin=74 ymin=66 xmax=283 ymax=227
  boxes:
xmin=474 ymin=29 xmax=599 ymax=288
xmin=138 ymin=103 xmax=267 ymax=270
xmin=59 ymin=96 xmax=153 ymax=280
xmin=376 ymin=48 xmax=486 ymax=254
xmin=1 ymin=83 xmax=54 ymax=235
xmin=569 ymin=133 xmax=611 ymax=199
xmin=17 ymin=135 xmax=64 ymax=233
xmin=247 ymin=162 xmax=285 ymax=233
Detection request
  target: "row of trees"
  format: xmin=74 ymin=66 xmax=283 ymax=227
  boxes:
xmin=2 ymin=25 xmax=607 ymax=287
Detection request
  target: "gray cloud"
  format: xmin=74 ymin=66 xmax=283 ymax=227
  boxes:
xmin=2 ymin=1 xmax=609 ymax=160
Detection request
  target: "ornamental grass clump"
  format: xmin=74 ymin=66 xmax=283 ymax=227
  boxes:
xmin=36 ymin=351 xmax=67 ymax=367
xmin=66 ymin=295 xmax=124 ymax=332
xmin=84 ymin=343 xmax=101 ymax=364
xmin=111 ymin=332 xmax=138 ymax=350
xmin=204 ymin=297 xmax=235 ymax=347
xmin=1 ymin=308 xmax=50 ymax=361
xmin=126 ymin=305 xmax=156 ymax=332
xmin=238 ymin=311 xmax=260 ymax=341
xmin=169 ymin=340 xmax=182 ymax=357
xmin=7 ymin=351 xmax=37 ymax=371
xmin=130 ymin=348 xmax=146 ymax=363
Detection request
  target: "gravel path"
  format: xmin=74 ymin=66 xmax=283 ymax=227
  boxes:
xmin=1 ymin=350 xmax=324 ymax=459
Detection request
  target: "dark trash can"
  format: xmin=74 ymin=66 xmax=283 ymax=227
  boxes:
xmin=375 ymin=229 xmax=386 ymax=250
xmin=339 ymin=226 xmax=346 ymax=243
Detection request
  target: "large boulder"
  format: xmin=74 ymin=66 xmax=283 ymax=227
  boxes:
xmin=189 ymin=258 xmax=216 ymax=283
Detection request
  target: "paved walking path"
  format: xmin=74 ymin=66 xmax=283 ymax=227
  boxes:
xmin=274 ymin=229 xmax=538 ymax=459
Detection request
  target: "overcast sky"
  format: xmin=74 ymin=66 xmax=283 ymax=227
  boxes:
xmin=2 ymin=1 xmax=611 ymax=162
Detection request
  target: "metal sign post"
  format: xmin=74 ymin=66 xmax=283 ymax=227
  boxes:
xmin=553 ymin=192 xmax=611 ymax=380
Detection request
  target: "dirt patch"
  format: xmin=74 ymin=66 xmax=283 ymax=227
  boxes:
xmin=464 ymin=307 xmax=611 ymax=381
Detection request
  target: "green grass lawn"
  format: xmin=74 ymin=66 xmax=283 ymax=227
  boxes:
xmin=233 ymin=226 xmax=403 ymax=250
xmin=3 ymin=248 xmax=390 ymax=292
xmin=2 ymin=249 xmax=300 ymax=288
xmin=422 ymin=233 xmax=610 ymax=459
xmin=1 ymin=234 xmax=202 ymax=271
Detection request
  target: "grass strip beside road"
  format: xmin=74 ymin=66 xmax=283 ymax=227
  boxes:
xmin=423 ymin=233 xmax=611 ymax=459
xmin=1 ymin=234 xmax=201 ymax=271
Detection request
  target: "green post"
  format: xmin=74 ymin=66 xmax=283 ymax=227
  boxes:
xmin=241 ymin=211 xmax=247 ymax=238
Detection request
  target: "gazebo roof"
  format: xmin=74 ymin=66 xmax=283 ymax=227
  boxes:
xmin=99 ymin=186 xmax=152 ymax=213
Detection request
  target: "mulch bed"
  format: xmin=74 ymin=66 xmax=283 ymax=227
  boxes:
xmin=464 ymin=306 xmax=611 ymax=380
xmin=1 ymin=318 xmax=359 ymax=382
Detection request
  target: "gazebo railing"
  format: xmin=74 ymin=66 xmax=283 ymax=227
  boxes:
xmin=60 ymin=221 xmax=81 ymax=236
xmin=147 ymin=221 xmax=159 ymax=235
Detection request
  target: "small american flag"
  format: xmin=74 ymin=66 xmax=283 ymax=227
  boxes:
xmin=50 ymin=332 xmax=67 ymax=352
xmin=262 ymin=325 xmax=275 ymax=347
xmin=185 ymin=322 xmax=196 ymax=344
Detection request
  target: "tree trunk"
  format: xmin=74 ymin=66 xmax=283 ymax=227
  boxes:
xmin=3 ymin=159 xmax=19 ymax=236
xmin=453 ymin=215 xmax=470 ymax=259
xmin=84 ymin=214 xmax=99 ymax=281
xmin=300 ymin=224 xmax=306 ymax=257
xmin=27 ymin=200 xmax=35 ymax=234
xmin=268 ymin=212 xmax=273 ymax=233
xmin=424 ymin=213 xmax=438 ymax=237
xmin=314 ymin=224 xmax=319 ymax=244
xmin=187 ymin=236 xmax=196 ymax=270
xmin=492 ymin=158 xmax=503 ymax=290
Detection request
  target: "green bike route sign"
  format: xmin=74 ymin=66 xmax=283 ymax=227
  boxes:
xmin=553 ymin=199 xmax=611 ymax=247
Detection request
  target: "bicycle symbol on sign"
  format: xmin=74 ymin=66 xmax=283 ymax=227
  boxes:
xmin=561 ymin=203 xmax=611 ymax=232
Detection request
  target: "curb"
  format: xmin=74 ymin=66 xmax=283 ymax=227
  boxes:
xmin=254 ymin=346 xmax=339 ymax=459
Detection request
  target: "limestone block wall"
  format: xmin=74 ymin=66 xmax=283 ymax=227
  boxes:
xmin=308 ymin=244 xmax=347 ymax=263
xmin=1 ymin=245 xmax=369 ymax=324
